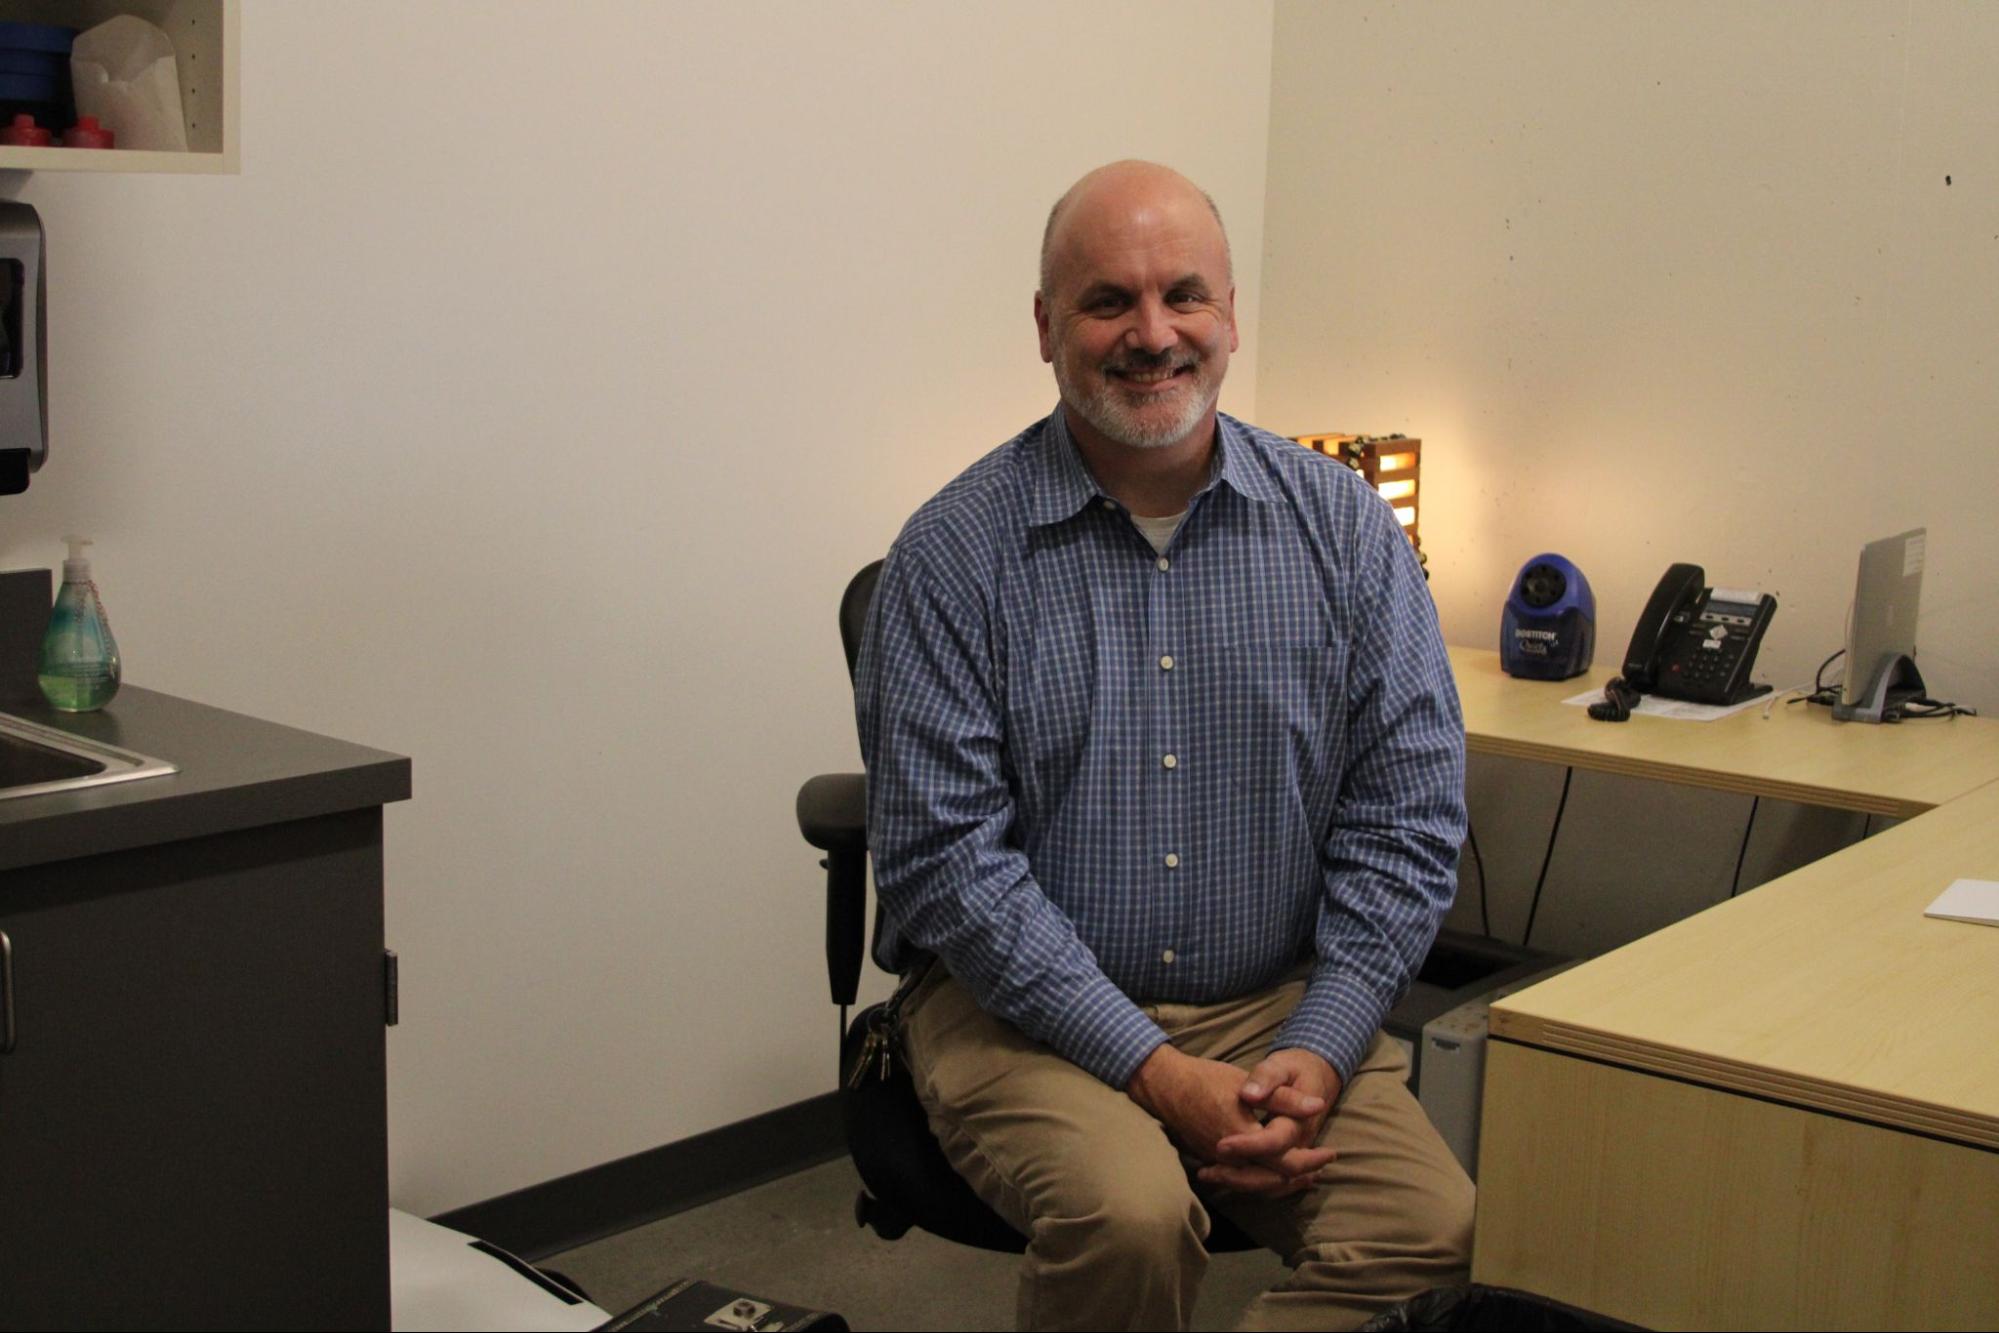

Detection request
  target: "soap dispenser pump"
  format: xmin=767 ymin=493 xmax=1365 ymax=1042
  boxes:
xmin=38 ymin=536 xmax=120 ymax=712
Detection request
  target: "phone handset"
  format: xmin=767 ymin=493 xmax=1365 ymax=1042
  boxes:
xmin=1621 ymin=563 xmax=1705 ymax=692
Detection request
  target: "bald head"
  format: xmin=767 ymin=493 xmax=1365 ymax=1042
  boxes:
xmin=1039 ymin=160 xmax=1232 ymax=297
xmin=1032 ymin=160 xmax=1239 ymax=459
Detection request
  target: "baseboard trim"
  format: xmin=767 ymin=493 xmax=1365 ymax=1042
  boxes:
xmin=431 ymin=1091 xmax=845 ymax=1261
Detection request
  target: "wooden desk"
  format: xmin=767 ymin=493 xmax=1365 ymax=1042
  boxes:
xmin=1454 ymin=648 xmax=1999 ymax=1329
xmin=1452 ymin=646 xmax=1999 ymax=815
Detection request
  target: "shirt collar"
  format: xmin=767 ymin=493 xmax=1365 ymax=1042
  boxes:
xmin=1212 ymin=414 xmax=1282 ymax=505
xmin=1026 ymin=406 xmax=1278 ymax=528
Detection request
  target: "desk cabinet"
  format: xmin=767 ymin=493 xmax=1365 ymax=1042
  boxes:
xmin=0 ymin=689 xmax=407 ymax=1329
xmin=1456 ymin=651 xmax=1999 ymax=1331
xmin=1477 ymin=1041 xmax=1999 ymax=1329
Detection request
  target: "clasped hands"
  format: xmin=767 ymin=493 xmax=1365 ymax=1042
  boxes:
xmin=1126 ymin=1043 xmax=1341 ymax=1197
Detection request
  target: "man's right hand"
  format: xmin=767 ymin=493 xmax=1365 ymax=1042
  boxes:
xmin=1125 ymin=1044 xmax=1336 ymax=1194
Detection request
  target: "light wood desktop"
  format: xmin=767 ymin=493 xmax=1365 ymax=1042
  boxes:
xmin=1453 ymin=645 xmax=1999 ymax=816
xmin=1451 ymin=647 xmax=1999 ymax=1329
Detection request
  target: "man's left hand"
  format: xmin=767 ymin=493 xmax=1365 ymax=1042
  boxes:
xmin=1197 ymin=1048 xmax=1343 ymax=1195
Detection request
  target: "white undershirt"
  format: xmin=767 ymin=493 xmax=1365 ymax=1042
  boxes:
xmin=1129 ymin=508 xmax=1189 ymax=555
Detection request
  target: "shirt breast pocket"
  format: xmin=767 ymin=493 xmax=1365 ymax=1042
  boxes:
xmin=1218 ymin=643 xmax=1341 ymax=794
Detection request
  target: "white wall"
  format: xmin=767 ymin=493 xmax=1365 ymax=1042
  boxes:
xmin=4 ymin=1 xmax=1275 ymax=1214
xmin=1259 ymin=4 xmax=1999 ymax=958
xmin=1261 ymin=1 xmax=1998 ymax=705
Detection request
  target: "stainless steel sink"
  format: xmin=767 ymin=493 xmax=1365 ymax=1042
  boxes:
xmin=0 ymin=711 xmax=177 ymax=800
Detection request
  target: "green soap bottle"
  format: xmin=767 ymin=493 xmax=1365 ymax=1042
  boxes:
xmin=38 ymin=536 xmax=121 ymax=712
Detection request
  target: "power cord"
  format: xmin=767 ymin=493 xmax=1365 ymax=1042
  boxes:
xmin=1894 ymin=696 xmax=1979 ymax=719
xmin=1520 ymin=766 xmax=1573 ymax=948
xmin=1727 ymin=796 xmax=1760 ymax=897
xmin=1466 ymin=819 xmax=1491 ymax=937
xmin=1790 ymin=649 xmax=1847 ymax=709
xmin=1761 ymin=686 xmax=1810 ymax=717
xmin=1794 ymin=647 xmax=1978 ymax=718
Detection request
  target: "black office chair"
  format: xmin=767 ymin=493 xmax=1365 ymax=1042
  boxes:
xmin=796 ymin=560 xmax=1254 ymax=1254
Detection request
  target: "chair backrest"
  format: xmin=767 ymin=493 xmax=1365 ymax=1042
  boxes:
xmin=839 ymin=559 xmax=884 ymax=684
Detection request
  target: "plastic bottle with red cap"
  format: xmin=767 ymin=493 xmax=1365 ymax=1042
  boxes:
xmin=62 ymin=115 xmax=113 ymax=149
xmin=0 ymin=114 xmax=53 ymax=147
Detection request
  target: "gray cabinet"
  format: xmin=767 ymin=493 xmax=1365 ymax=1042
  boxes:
xmin=0 ymin=689 xmax=408 ymax=1329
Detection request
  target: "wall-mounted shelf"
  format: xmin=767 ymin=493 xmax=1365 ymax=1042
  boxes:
xmin=0 ymin=0 xmax=236 ymax=174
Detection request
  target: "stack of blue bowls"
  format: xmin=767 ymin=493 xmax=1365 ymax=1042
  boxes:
xmin=0 ymin=22 xmax=77 ymax=137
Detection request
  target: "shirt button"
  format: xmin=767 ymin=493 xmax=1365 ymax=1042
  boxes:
xmin=1156 ymin=557 xmax=1170 ymax=572
xmin=1159 ymin=654 xmax=1174 ymax=670
xmin=1101 ymin=499 xmax=1117 ymax=511
xmin=1162 ymin=949 xmax=1177 ymax=964
xmin=1162 ymin=754 xmax=1177 ymax=770
xmin=1164 ymin=853 xmax=1180 ymax=868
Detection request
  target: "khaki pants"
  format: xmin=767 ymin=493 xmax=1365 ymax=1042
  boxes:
xmin=900 ymin=966 xmax=1475 ymax=1332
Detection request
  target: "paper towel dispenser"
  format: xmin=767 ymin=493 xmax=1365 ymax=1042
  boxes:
xmin=0 ymin=201 xmax=45 ymax=495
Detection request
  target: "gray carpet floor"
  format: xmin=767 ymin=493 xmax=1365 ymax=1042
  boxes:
xmin=544 ymin=1157 xmax=1285 ymax=1331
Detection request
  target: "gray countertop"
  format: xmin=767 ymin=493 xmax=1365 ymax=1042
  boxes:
xmin=0 ymin=686 xmax=410 ymax=873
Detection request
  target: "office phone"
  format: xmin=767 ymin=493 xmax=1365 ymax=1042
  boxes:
xmin=1618 ymin=563 xmax=1777 ymax=706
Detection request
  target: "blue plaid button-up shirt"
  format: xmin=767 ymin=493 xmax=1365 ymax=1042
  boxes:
xmin=856 ymin=408 xmax=1465 ymax=1089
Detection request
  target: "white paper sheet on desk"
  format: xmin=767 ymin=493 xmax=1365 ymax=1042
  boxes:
xmin=1560 ymin=688 xmax=1772 ymax=721
xmin=1924 ymin=879 xmax=1999 ymax=927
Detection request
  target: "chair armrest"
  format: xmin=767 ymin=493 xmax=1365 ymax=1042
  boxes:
xmin=797 ymin=773 xmax=867 ymax=852
xmin=799 ymin=772 xmax=869 ymax=1006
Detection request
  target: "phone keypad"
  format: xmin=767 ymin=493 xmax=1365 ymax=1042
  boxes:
xmin=1667 ymin=635 xmax=1744 ymax=694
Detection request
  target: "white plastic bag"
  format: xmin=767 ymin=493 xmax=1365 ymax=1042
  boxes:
xmin=70 ymin=15 xmax=187 ymax=152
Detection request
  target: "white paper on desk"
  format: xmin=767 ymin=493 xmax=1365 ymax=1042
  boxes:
xmin=1924 ymin=879 xmax=1999 ymax=927
xmin=1560 ymin=687 xmax=1772 ymax=721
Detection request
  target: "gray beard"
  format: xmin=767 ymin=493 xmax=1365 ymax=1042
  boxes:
xmin=1054 ymin=359 xmax=1216 ymax=451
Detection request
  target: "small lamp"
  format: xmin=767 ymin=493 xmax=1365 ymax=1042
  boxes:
xmin=1293 ymin=433 xmax=1425 ymax=573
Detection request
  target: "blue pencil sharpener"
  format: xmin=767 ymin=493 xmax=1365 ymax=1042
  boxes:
xmin=1501 ymin=554 xmax=1595 ymax=680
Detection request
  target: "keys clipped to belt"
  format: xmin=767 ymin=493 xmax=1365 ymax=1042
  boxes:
xmin=843 ymin=968 xmax=923 ymax=1091
xmin=847 ymin=1005 xmax=897 ymax=1090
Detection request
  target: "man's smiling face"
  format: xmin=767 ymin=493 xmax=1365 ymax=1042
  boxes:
xmin=1037 ymin=167 xmax=1238 ymax=453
